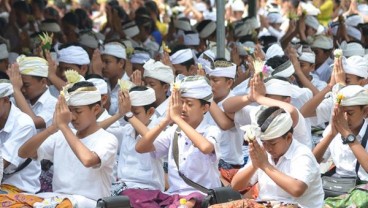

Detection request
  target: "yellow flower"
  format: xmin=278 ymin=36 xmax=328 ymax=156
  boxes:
xmin=162 ymin=42 xmax=171 ymax=53
xmin=118 ymin=79 xmax=135 ymax=91
xmin=197 ymin=63 xmax=202 ymax=70
xmin=336 ymin=93 xmax=345 ymax=104
xmin=64 ymin=70 xmax=81 ymax=84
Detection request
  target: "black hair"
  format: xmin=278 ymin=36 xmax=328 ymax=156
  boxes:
xmin=135 ymin=8 xmax=155 ymax=33
xmin=74 ymin=8 xmax=93 ymax=30
xmin=145 ymin=1 xmax=160 ymax=20
xmin=31 ymin=0 xmax=46 ymax=10
xmin=257 ymin=106 xmax=293 ymax=137
xmin=0 ymin=71 xmax=9 ymax=80
xmin=85 ymin=74 xmax=105 ymax=80
xmin=62 ymin=12 xmax=79 ymax=28
xmin=13 ymin=1 xmax=31 ymax=14
xmin=199 ymin=99 xmax=211 ymax=107
xmin=129 ymin=86 xmax=156 ymax=112
xmin=265 ymin=55 xmax=289 ymax=69
xmin=196 ymin=20 xmax=216 ymax=38
xmin=258 ymin=36 xmax=278 ymax=52
xmin=170 ymin=45 xmax=195 ymax=69
xmin=67 ymin=81 xmax=101 ymax=107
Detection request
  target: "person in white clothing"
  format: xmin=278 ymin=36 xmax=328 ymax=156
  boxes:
xmin=232 ymin=106 xmax=324 ymax=208
xmin=135 ymin=75 xmax=221 ymax=208
xmin=0 ymin=78 xmax=39 ymax=194
xmin=313 ymin=85 xmax=368 ymax=181
xmin=18 ymin=81 xmax=118 ymax=207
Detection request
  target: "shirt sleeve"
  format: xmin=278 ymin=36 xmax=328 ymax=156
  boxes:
xmin=36 ymin=102 xmax=56 ymax=127
xmin=37 ymin=131 xmax=60 ymax=162
xmin=2 ymin=124 xmax=36 ymax=168
xmin=205 ymin=126 xmax=221 ymax=163
xmin=91 ymin=133 xmax=118 ymax=169
xmin=151 ymin=127 xmax=173 ymax=159
xmin=316 ymin=96 xmax=333 ymax=125
xmin=290 ymin=153 xmax=320 ymax=187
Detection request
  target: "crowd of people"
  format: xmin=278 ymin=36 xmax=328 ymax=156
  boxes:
xmin=0 ymin=0 xmax=368 ymax=207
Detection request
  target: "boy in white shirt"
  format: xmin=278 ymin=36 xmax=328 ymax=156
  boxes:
xmin=0 ymin=79 xmax=39 ymax=194
xmin=18 ymin=81 xmax=118 ymax=207
xmin=135 ymin=75 xmax=221 ymax=208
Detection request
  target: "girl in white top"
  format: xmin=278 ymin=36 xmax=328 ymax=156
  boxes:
xmin=232 ymin=106 xmax=324 ymax=208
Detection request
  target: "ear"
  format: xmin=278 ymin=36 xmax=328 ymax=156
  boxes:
xmin=163 ymin=83 xmax=170 ymax=93
xmin=226 ymin=78 xmax=234 ymax=89
xmin=41 ymin=77 xmax=48 ymax=86
xmin=119 ymin=59 xmax=126 ymax=70
xmin=147 ymin=107 xmax=155 ymax=118
xmin=362 ymin=105 xmax=368 ymax=117
xmin=80 ymin=65 xmax=88 ymax=76
xmin=92 ymin=103 xmax=101 ymax=116
xmin=202 ymin=103 xmax=210 ymax=114
xmin=101 ymin=94 xmax=108 ymax=108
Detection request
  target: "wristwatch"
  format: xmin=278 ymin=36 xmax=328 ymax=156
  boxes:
xmin=342 ymin=134 xmax=356 ymax=144
xmin=124 ymin=111 xmax=133 ymax=121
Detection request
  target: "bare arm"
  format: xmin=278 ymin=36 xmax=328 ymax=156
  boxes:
xmin=313 ymin=130 xmax=336 ymax=163
xmin=222 ymin=95 xmax=253 ymax=113
xmin=300 ymin=84 xmax=332 ymax=118
xmin=231 ymin=165 xmax=257 ymax=191
xmin=209 ymin=101 xmax=235 ymax=130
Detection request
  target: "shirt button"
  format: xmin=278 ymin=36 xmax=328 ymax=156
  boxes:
xmin=183 ymin=158 xmax=186 ymax=160
xmin=185 ymin=142 xmax=188 ymax=145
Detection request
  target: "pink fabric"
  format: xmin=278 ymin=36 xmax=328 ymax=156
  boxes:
xmin=121 ymin=189 xmax=205 ymax=208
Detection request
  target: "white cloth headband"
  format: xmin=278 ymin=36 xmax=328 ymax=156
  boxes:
xmin=297 ymin=47 xmax=316 ymax=64
xmin=0 ymin=80 xmax=13 ymax=98
xmin=207 ymin=63 xmax=237 ymax=78
xmin=87 ymin=78 xmax=108 ymax=94
xmin=339 ymin=85 xmax=368 ymax=106
xmin=129 ymin=87 xmax=156 ymax=106
xmin=40 ymin=22 xmax=61 ymax=33
xmin=123 ymin=25 xmax=140 ymax=38
xmin=199 ymin=21 xmax=216 ymax=39
xmin=265 ymin=44 xmax=284 ymax=60
xmin=0 ymin=44 xmax=8 ymax=60
xmin=174 ymin=75 xmax=213 ymax=102
xmin=131 ymin=52 xmax=150 ymax=64
xmin=265 ymin=78 xmax=292 ymax=97
xmin=260 ymin=111 xmax=293 ymax=140
xmin=170 ymin=49 xmax=193 ymax=64
xmin=58 ymin=46 xmax=90 ymax=65
xmin=64 ymin=87 xmax=101 ymax=106
xmin=342 ymin=56 xmax=368 ymax=79
xmin=143 ymin=59 xmax=174 ymax=84
xmin=341 ymin=41 xmax=365 ymax=57
xmin=271 ymin=60 xmax=295 ymax=78
xmin=17 ymin=55 xmax=49 ymax=77
xmin=101 ymin=42 xmax=127 ymax=59
xmin=184 ymin=33 xmax=200 ymax=46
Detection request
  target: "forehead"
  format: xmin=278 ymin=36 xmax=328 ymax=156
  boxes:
xmin=21 ymin=75 xmax=40 ymax=82
xmin=59 ymin=62 xmax=79 ymax=69
xmin=342 ymin=105 xmax=362 ymax=112
xmin=131 ymin=105 xmax=146 ymax=112
xmin=144 ymin=77 xmax=161 ymax=84
xmin=68 ymin=105 xmax=90 ymax=110
xmin=261 ymin=137 xmax=283 ymax=144
xmin=101 ymin=54 xmax=118 ymax=61
xmin=181 ymin=97 xmax=200 ymax=103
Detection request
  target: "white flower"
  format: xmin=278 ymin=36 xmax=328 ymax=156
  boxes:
xmin=334 ymin=49 xmax=343 ymax=58
xmin=240 ymin=124 xmax=261 ymax=142
xmin=118 ymin=79 xmax=135 ymax=91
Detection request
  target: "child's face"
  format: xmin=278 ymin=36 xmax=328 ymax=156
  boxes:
xmin=21 ymin=75 xmax=47 ymax=102
xmin=345 ymin=74 xmax=363 ymax=86
xmin=299 ymin=61 xmax=314 ymax=75
xmin=69 ymin=105 xmax=98 ymax=131
xmin=180 ymin=97 xmax=209 ymax=128
xmin=342 ymin=105 xmax=367 ymax=132
xmin=131 ymin=106 xmax=153 ymax=126
xmin=209 ymin=76 xmax=232 ymax=102
xmin=102 ymin=55 xmax=124 ymax=80
xmin=144 ymin=77 xmax=168 ymax=101
xmin=261 ymin=133 xmax=292 ymax=160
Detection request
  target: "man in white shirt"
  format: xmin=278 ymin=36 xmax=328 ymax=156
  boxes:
xmin=0 ymin=79 xmax=39 ymax=194
xmin=311 ymin=35 xmax=334 ymax=82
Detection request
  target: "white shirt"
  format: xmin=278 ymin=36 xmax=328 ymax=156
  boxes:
xmin=28 ymin=88 xmax=57 ymax=131
xmin=311 ymin=73 xmax=327 ymax=91
xmin=117 ymin=123 xmax=165 ymax=190
xmin=290 ymin=85 xmax=313 ymax=110
xmin=1 ymin=104 xmax=40 ymax=193
xmin=152 ymin=119 xmax=222 ymax=195
xmin=232 ymin=78 xmax=250 ymax=96
xmin=107 ymin=73 xmax=129 ymax=116
xmin=314 ymin=57 xmax=333 ymax=82
xmin=315 ymin=93 xmax=334 ymax=125
xmin=205 ymin=92 xmax=244 ymax=165
xmin=97 ymin=109 xmax=124 ymax=154
xmin=322 ymin=120 xmax=368 ymax=181
xmin=37 ymin=128 xmax=118 ymax=201
xmin=151 ymin=98 xmax=169 ymax=127
xmin=246 ymin=140 xmax=324 ymax=208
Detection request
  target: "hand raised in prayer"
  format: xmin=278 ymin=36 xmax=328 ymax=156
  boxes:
xmin=333 ymin=57 xmax=346 ymax=85
xmin=7 ymin=63 xmax=23 ymax=90
xmin=251 ymin=74 xmax=266 ymax=102
xmin=131 ymin=70 xmax=144 ymax=86
xmin=249 ymin=140 xmax=269 ymax=170
xmin=161 ymin=51 xmax=175 ymax=73
xmin=169 ymin=89 xmax=183 ymax=122
xmin=54 ymin=95 xmax=72 ymax=129
xmin=332 ymin=103 xmax=351 ymax=138
xmin=90 ymin=49 xmax=103 ymax=76
xmin=118 ymin=90 xmax=132 ymax=117
xmin=45 ymin=51 xmax=57 ymax=78
xmin=196 ymin=65 xmax=206 ymax=77
xmin=253 ymin=44 xmax=265 ymax=61
xmin=230 ymin=44 xmax=241 ymax=66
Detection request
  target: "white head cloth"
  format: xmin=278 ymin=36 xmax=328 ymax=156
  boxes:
xmin=129 ymin=87 xmax=156 ymax=106
xmin=234 ymin=21 xmax=253 ymax=37
xmin=358 ymin=4 xmax=368 ymax=15
xmin=198 ymin=21 xmax=216 ymax=39
xmin=184 ymin=33 xmax=200 ymax=46
xmin=271 ymin=60 xmax=295 ymax=78
xmin=40 ymin=22 xmax=61 ymax=33
xmin=338 ymin=85 xmax=368 ymax=106
xmin=131 ymin=51 xmax=151 ymax=64
xmin=237 ymin=41 xmax=256 ymax=56
xmin=64 ymin=86 xmax=101 ymax=106
xmin=346 ymin=14 xmax=363 ymax=27
xmin=300 ymin=1 xmax=321 ymax=15
xmin=79 ymin=33 xmax=99 ymax=49
xmin=231 ymin=0 xmax=245 ymax=11
xmin=257 ymin=108 xmax=293 ymax=140
xmin=197 ymin=50 xmax=215 ymax=73
xmin=265 ymin=78 xmax=292 ymax=97
xmin=87 ymin=78 xmax=108 ymax=94
xmin=101 ymin=42 xmax=127 ymax=59
xmin=341 ymin=41 xmax=365 ymax=57
xmin=174 ymin=75 xmax=213 ymax=102
xmin=347 ymin=26 xmax=362 ymax=41
xmin=174 ymin=19 xmax=192 ymax=31
xmin=297 ymin=46 xmax=316 ymax=64
xmin=311 ymin=35 xmax=333 ymax=49
xmin=58 ymin=46 xmax=90 ymax=65
xmin=305 ymin=15 xmax=325 ymax=35
xmin=267 ymin=12 xmax=283 ymax=24
xmin=207 ymin=61 xmax=237 ymax=78
xmin=0 ymin=44 xmax=9 ymax=60
xmin=170 ymin=49 xmax=193 ymax=64
xmin=17 ymin=55 xmax=49 ymax=77
xmin=266 ymin=44 xmax=284 ymax=60
xmin=143 ymin=59 xmax=174 ymax=84
xmin=0 ymin=79 xmax=13 ymax=98
xmin=342 ymin=56 xmax=368 ymax=79
xmin=123 ymin=21 xmax=140 ymax=38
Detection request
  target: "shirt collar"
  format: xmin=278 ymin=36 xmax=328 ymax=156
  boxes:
xmin=31 ymin=88 xmax=51 ymax=107
xmin=357 ymin=119 xmax=368 ymax=141
xmin=155 ymin=98 xmax=169 ymax=117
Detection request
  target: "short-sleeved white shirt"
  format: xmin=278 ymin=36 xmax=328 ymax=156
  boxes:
xmin=28 ymin=88 xmax=57 ymax=131
xmin=245 ymin=140 xmax=324 ymax=208
xmin=313 ymin=57 xmax=333 ymax=83
xmin=151 ymin=98 xmax=169 ymax=127
xmin=107 ymin=73 xmax=129 ymax=115
xmin=322 ymin=120 xmax=368 ymax=181
xmin=205 ymin=92 xmax=244 ymax=165
xmin=37 ymin=128 xmax=118 ymax=200
xmin=117 ymin=123 xmax=165 ymax=190
xmin=311 ymin=73 xmax=327 ymax=91
xmin=1 ymin=104 xmax=40 ymax=193
xmin=97 ymin=109 xmax=124 ymax=153
xmin=151 ymin=119 xmax=222 ymax=195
